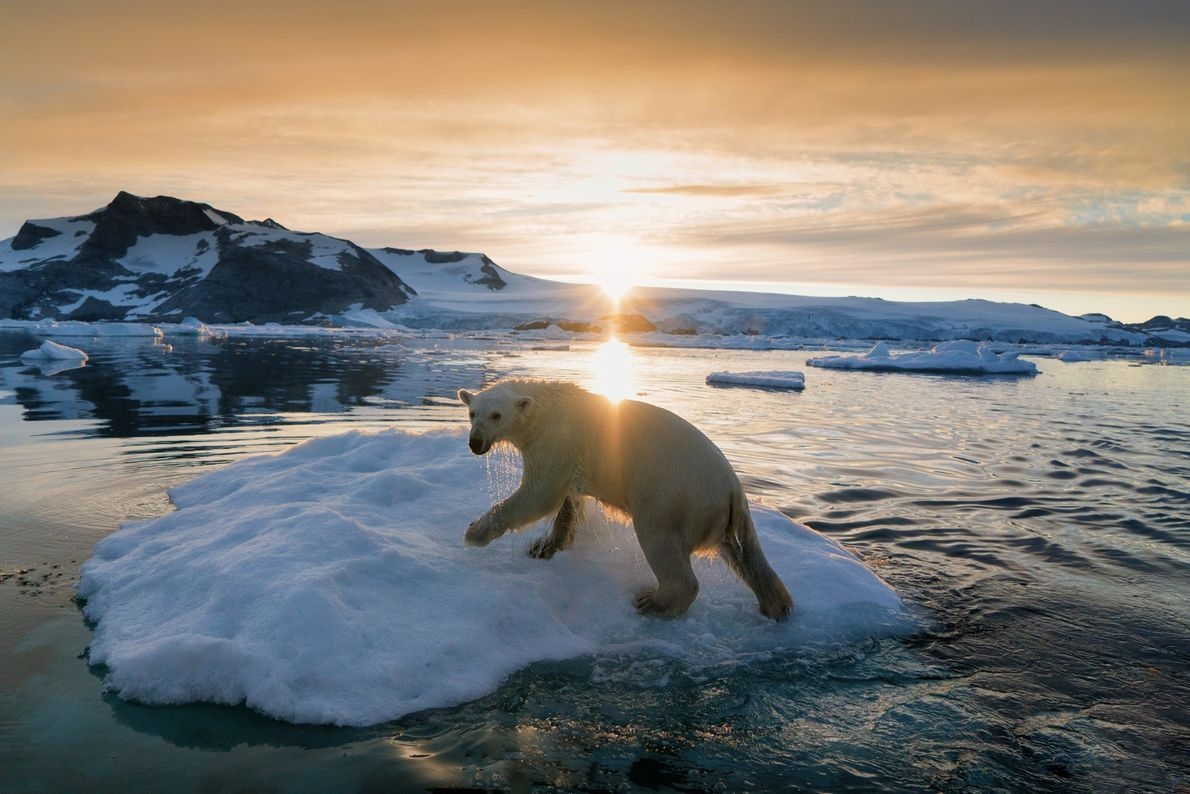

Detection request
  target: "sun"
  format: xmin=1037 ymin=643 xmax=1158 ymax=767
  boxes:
xmin=596 ymin=269 xmax=635 ymax=302
xmin=588 ymin=337 xmax=637 ymax=403
xmin=588 ymin=237 xmax=645 ymax=302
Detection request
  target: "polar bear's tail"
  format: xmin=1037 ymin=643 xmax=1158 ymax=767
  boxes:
xmin=722 ymin=492 xmax=794 ymax=622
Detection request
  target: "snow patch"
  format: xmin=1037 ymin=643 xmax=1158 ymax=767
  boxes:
xmin=305 ymin=234 xmax=352 ymax=272
xmin=118 ymin=232 xmax=220 ymax=277
xmin=77 ymin=428 xmax=914 ymax=727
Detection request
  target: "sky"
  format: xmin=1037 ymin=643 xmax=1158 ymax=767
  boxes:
xmin=2 ymin=0 xmax=1187 ymax=322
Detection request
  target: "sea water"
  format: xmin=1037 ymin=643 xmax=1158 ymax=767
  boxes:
xmin=0 ymin=331 xmax=1186 ymax=792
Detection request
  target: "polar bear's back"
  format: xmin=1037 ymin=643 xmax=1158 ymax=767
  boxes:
xmin=518 ymin=385 xmax=743 ymax=546
xmin=610 ymin=397 xmax=741 ymax=509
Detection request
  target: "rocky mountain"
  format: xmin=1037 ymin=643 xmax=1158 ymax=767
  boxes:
xmin=1124 ymin=315 xmax=1190 ymax=346
xmin=0 ymin=192 xmax=512 ymax=324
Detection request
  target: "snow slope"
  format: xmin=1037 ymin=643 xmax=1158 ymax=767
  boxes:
xmin=77 ymin=428 xmax=915 ymax=726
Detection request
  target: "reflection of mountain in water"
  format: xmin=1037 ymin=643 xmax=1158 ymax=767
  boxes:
xmin=0 ymin=335 xmax=485 ymax=438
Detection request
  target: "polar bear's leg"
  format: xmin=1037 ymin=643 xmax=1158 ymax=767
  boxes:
xmin=632 ymin=528 xmax=699 ymax=618
xmin=529 ymin=494 xmax=578 ymax=559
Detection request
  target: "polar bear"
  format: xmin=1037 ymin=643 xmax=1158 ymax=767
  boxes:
xmin=458 ymin=379 xmax=793 ymax=621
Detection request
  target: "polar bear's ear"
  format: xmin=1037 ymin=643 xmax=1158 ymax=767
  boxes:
xmin=458 ymin=389 xmax=474 ymax=406
xmin=514 ymin=396 xmax=534 ymax=414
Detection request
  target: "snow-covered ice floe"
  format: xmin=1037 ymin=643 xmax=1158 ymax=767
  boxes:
xmin=1056 ymin=350 xmax=1096 ymax=362
xmin=76 ymin=428 xmax=916 ymax=727
xmin=807 ymin=340 xmax=1038 ymax=375
xmin=168 ymin=316 xmax=214 ymax=337
xmin=20 ymin=339 xmax=89 ymax=365
xmin=706 ymin=370 xmax=806 ymax=390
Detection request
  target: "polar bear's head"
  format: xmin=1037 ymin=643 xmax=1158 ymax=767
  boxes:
xmin=458 ymin=384 xmax=534 ymax=454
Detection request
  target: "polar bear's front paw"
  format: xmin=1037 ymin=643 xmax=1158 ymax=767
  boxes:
xmin=634 ymin=584 xmax=698 ymax=618
xmin=528 ymin=535 xmax=560 ymax=559
xmin=464 ymin=516 xmax=504 ymax=547
xmin=633 ymin=588 xmax=676 ymax=618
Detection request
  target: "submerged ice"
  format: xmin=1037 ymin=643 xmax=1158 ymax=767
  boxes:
xmin=77 ymin=428 xmax=914 ymax=727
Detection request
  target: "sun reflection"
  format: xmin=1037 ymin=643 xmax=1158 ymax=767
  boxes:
xmin=588 ymin=336 xmax=637 ymax=403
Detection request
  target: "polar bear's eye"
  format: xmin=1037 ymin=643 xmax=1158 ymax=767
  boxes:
xmin=468 ymin=411 xmax=476 ymax=420
xmin=491 ymin=412 xmax=502 ymax=421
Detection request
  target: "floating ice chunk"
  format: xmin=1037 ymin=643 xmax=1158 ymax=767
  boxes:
xmin=1056 ymin=350 xmax=1094 ymax=362
xmin=76 ymin=428 xmax=915 ymax=727
xmin=171 ymin=317 xmax=212 ymax=336
xmin=21 ymin=339 xmax=89 ymax=363
xmin=706 ymin=370 xmax=805 ymax=390
xmin=807 ymin=340 xmax=1037 ymax=375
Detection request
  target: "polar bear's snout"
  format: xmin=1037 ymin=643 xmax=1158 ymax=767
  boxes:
xmin=469 ymin=434 xmax=490 ymax=455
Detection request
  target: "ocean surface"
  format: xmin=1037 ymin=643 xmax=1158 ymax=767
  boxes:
xmin=1 ymin=330 xmax=1187 ymax=792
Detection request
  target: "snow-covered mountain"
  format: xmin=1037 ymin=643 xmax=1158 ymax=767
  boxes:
xmin=0 ymin=192 xmax=1180 ymax=345
xmin=3 ymin=192 xmax=445 ymax=324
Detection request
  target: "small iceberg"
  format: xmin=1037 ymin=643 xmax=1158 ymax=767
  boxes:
xmin=706 ymin=370 xmax=805 ymax=390
xmin=20 ymin=340 xmax=89 ymax=374
xmin=171 ymin=317 xmax=213 ymax=336
xmin=21 ymin=339 xmax=89 ymax=364
xmin=807 ymin=340 xmax=1037 ymax=375
xmin=76 ymin=428 xmax=916 ymax=727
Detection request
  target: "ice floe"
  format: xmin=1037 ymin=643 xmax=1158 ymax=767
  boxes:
xmin=2 ymin=319 xmax=165 ymax=338
xmin=77 ymin=428 xmax=915 ymax=726
xmin=1056 ymin=350 xmax=1095 ymax=362
xmin=170 ymin=317 xmax=214 ymax=336
xmin=706 ymin=370 xmax=806 ymax=390
xmin=806 ymin=340 xmax=1038 ymax=375
xmin=20 ymin=339 xmax=89 ymax=364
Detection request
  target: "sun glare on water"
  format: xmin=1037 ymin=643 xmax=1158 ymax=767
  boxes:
xmin=588 ymin=337 xmax=637 ymax=403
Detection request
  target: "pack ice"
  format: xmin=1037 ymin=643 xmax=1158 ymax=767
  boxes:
xmin=807 ymin=340 xmax=1038 ymax=375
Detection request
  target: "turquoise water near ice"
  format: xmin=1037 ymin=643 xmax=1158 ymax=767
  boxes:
xmin=1 ymin=331 xmax=1187 ymax=792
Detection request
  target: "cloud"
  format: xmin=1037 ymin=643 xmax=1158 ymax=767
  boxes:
xmin=623 ymin=184 xmax=784 ymax=198
xmin=2 ymin=1 xmax=1187 ymax=319
xmin=663 ymin=201 xmax=1190 ymax=293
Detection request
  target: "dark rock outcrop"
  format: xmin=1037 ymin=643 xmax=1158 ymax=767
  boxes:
xmin=11 ymin=222 xmax=61 ymax=251
xmin=153 ymin=234 xmax=413 ymax=323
